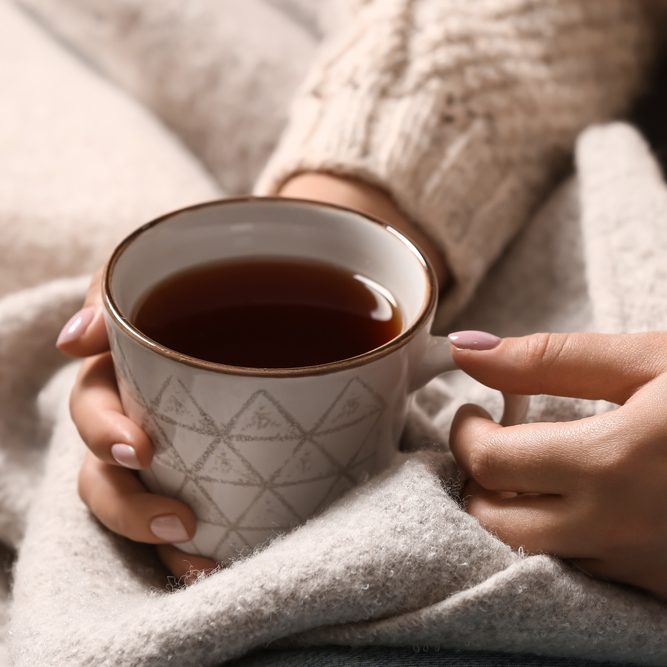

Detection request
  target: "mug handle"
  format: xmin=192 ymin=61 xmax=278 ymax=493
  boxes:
xmin=410 ymin=335 xmax=529 ymax=426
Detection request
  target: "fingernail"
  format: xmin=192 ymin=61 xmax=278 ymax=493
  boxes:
xmin=111 ymin=443 xmax=141 ymax=470
xmin=448 ymin=330 xmax=501 ymax=351
xmin=56 ymin=307 xmax=95 ymax=347
xmin=150 ymin=515 xmax=190 ymax=543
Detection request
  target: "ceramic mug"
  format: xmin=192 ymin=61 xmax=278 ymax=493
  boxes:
xmin=103 ymin=198 xmax=526 ymax=563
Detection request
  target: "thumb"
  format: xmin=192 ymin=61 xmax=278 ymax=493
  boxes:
xmin=448 ymin=330 xmax=666 ymax=405
xmin=56 ymin=267 xmax=109 ymax=357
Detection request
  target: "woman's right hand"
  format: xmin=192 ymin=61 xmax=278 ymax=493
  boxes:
xmin=58 ymin=270 xmax=217 ymax=580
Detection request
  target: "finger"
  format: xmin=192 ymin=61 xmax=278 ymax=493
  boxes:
xmin=157 ymin=544 xmax=218 ymax=584
xmin=57 ymin=267 xmax=109 ymax=357
xmin=70 ymin=353 xmax=153 ymax=469
xmin=78 ymin=452 xmax=197 ymax=545
xmin=449 ymin=331 xmax=667 ymax=404
xmin=463 ymin=480 xmax=590 ymax=559
xmin=449 ymin=404 xmax=589 ymax=494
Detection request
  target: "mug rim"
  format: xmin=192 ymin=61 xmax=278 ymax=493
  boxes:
xmin=103 ymin=196 xmax=438 ymax=378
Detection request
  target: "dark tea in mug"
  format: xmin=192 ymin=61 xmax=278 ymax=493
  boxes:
xmin=132 ymin=257 xmax=403 ymax=368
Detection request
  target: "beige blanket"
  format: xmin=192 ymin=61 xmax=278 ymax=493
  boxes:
xmin=1 ymin=2 xmax=666 ymax=664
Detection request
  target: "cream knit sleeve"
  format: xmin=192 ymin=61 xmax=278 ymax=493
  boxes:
xmin=255 ymin=0 xmax=658 ymax=317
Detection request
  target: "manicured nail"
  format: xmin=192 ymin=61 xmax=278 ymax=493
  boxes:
xmin=150 ymin=515 xmax=190 ymax=543
xmin=448 ymin=330 xmax=501 ymax=351
xmin=56 ymin=307 xmax=95 ymax=347
xmin=111 ymin=443 xmax=141 ymax=470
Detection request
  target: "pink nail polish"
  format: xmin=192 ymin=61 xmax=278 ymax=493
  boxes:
xmin=150 ymin=515 xmax=190 ymax=543
xmin=111 ymin=443 xmax=141 ymax=470
xmin=448 ymin=330 xmax=501 ymax=351
xmin=56 ymin=307 xmax=95 ymax=347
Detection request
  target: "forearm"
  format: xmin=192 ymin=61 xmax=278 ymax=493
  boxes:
xmin=278 ymin=172 xmax=448 ymax=287
xmin=257 ymin=0 xmax=659 ymax=318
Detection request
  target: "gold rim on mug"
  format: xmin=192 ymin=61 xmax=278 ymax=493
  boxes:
xmin=103 ymin=196 xmax=438 ymax=378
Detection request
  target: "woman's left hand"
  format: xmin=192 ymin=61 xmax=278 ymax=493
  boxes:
xmin=448 ymin=331 xmax=667 ymax=600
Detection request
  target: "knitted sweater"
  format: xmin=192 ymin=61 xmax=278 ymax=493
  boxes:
xmin=256 ymin=0 xmax=660 ymax=320
xmin=20 ymin=0 xmax=662 ymax=323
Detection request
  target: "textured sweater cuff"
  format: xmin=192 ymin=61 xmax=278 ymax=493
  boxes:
xmin=255 ymin=0 xmax=656 ymax=324
xmin=254 ymin=90 xmax=529 ymax=323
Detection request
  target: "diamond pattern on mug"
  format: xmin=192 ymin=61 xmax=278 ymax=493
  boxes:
xmin=160 ymin=425 xmax=220 ymax=470
xmin=310 ymin=417 xmax=380 ymax=470
xmin=237 ymin=527 xmax=282 ymax=552
xmin=274 ymin=477 xmax=344 ymax=521
xmin=180 ymin=478 xmax=231 ymax=527
xmin=213 ymin=530 xmax=253 ymax=559
xmin=143 ymin=458 xmax=187 ymax=498
xmin=227 ymin=436 xmax=306 ymax=482
xmin=226 ymin=390 xmax=304 ymax=442
xmin=314 ymin=378 xmax=384 ymax=433
xmin=142 ymin=415 xmax=183 ymax=464
xmin=143 ymin=384 xmax=221 ymax=470
xmin=237 ymin=487 xmax=303 ymax=527
xmin=111 ymin=338 xmax=387 ymax=562
xmin=152 ymin=443 xmax=186 ymax=473
xmin=196 ymin=441 xmax=261 ymax=486
xmin=272 ymin=442 xmax=342 ymax=484
xmin=154 ymin=377 xmax=219 ymax=437
xmin=197 ymin=478 xmax=263 ymax=525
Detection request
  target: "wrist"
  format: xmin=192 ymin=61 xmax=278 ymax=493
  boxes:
xmin=277 ymin=173 xmax=448 ymax=287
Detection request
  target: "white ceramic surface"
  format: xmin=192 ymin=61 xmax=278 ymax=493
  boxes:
xmin=103 ymin=199 xmax=502 ymax=562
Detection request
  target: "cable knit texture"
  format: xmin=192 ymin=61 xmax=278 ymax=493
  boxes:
xmin=255 ymin=0 xmax=656 ymax=320
xmin=3 ymin=1 xmax=667 ymax=665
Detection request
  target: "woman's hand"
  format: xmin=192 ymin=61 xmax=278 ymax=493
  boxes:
xmin=448 ymin=330 xmax=667 ymax=599
xmin=61 ymin=173 xmax=447 ymax=579
xmin=58 ymin=271 xmax=217 ymax=579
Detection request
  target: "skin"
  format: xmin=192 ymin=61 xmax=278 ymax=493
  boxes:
xmin=450 ymin=332 xmax=667 ymax=600
xmin=61 ymin=175 xmax=667 ymax=600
